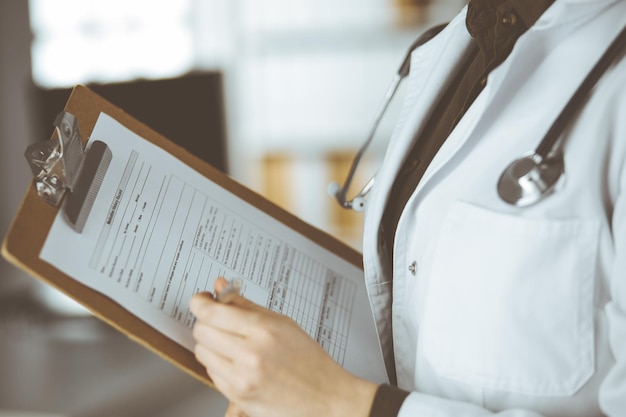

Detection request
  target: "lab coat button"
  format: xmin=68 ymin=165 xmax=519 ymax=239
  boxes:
xmin=501 ymin=13 xmax=517 ymax=26
xmin=408 ymin=261 xmax=417 ymax=276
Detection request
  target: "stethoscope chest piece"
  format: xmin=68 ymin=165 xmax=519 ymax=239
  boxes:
xmin=497 ymin=154 xmax=564 ymax=207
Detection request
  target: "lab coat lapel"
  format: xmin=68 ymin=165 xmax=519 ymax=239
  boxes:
xmin=362 ymin=12 xmax=472 ymax=380
xmin=364 ymin=13 xmax=472 ymax=273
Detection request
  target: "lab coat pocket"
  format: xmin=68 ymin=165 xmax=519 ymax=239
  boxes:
xmin=420 ymin=201 xmax=599 ymax=396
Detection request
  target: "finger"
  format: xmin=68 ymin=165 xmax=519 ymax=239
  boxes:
xmin=191 ymin=277 xmax=267 ymax=316
xmin=190 ymin=285 xmax=257 ymax=316
xmin=192 ymin=322 xmax=245 ymax=360
xmin=194 ymin=343 xmax=234 ymax=385
xmin=214 ymin=280 xmax=261 ymax=312
xmin=189 ymin=291 xmax=217 ymax=317
xmin=214 ymin=276 xmax=230 ymax=293
xmin=194 ymin=344 xmax=242 ymax=402
xmin=190 ymin=294 xmax=265 ymax=336
xmin=226 ymin=291 xmax=262 ymax=311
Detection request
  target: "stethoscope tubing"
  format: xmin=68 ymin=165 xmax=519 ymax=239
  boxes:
xmin=535 ymin=24 xmax=626 ymax=160
xmin=332 ymin=22 xmax=626 ymax=211
xmin=330 ymin=24 xmax=448 ymax=211
xmin=498 ymin=23 xmax=626 ymax=206
xmin=334 ymin=74 xmax=402 ymax=209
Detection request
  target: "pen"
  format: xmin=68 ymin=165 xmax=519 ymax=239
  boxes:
xmin=214 ymin=278 xmax=242 ymax=303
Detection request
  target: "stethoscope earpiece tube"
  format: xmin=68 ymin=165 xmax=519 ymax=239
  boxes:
xmin=332 ymin=23 xmax=447 ymax=211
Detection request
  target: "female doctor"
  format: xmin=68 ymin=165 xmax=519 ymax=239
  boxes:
xmin=189 ymin=0 xmax=626 ymax=416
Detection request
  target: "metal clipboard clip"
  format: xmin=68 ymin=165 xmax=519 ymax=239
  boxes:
xmin=24 ymin=112 xmax=112 ymax=233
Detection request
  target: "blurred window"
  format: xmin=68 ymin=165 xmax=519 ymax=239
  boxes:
xmin=29 ymin=0 xmax=194 ymax=87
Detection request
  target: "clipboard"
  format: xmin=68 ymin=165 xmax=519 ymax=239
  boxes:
xmin=2 ymin=85 xmax=363 ymax=388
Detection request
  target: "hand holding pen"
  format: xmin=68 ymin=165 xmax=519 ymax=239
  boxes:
xmin=189 ymin=277 xmax=377 ymax=417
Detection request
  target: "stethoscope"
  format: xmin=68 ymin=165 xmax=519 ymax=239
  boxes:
xmin=330 ymin=24 xmax=626 ymax=211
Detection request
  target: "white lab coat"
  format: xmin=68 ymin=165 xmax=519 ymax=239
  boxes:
xmin=362 ymin=0 xmax=626 ymax=416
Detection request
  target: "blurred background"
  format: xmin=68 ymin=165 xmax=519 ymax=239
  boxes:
xmin=0 ymin=0 xmax=463 ymax=416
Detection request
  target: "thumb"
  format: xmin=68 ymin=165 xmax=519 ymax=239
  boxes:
xmin=214 ymin=277 xmax=259 ymax=311
xmin=213 ymin=277 xmax=231 ymax=293
xmin=213 ymin=277 xmax=242 ymax=303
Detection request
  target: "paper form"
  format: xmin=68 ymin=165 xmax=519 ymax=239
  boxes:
xmin=40 ymin=113 xmax=388 ymax=383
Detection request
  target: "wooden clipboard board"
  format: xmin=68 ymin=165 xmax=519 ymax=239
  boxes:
xmin=1 ymin=85 xmax=363 ymax=388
